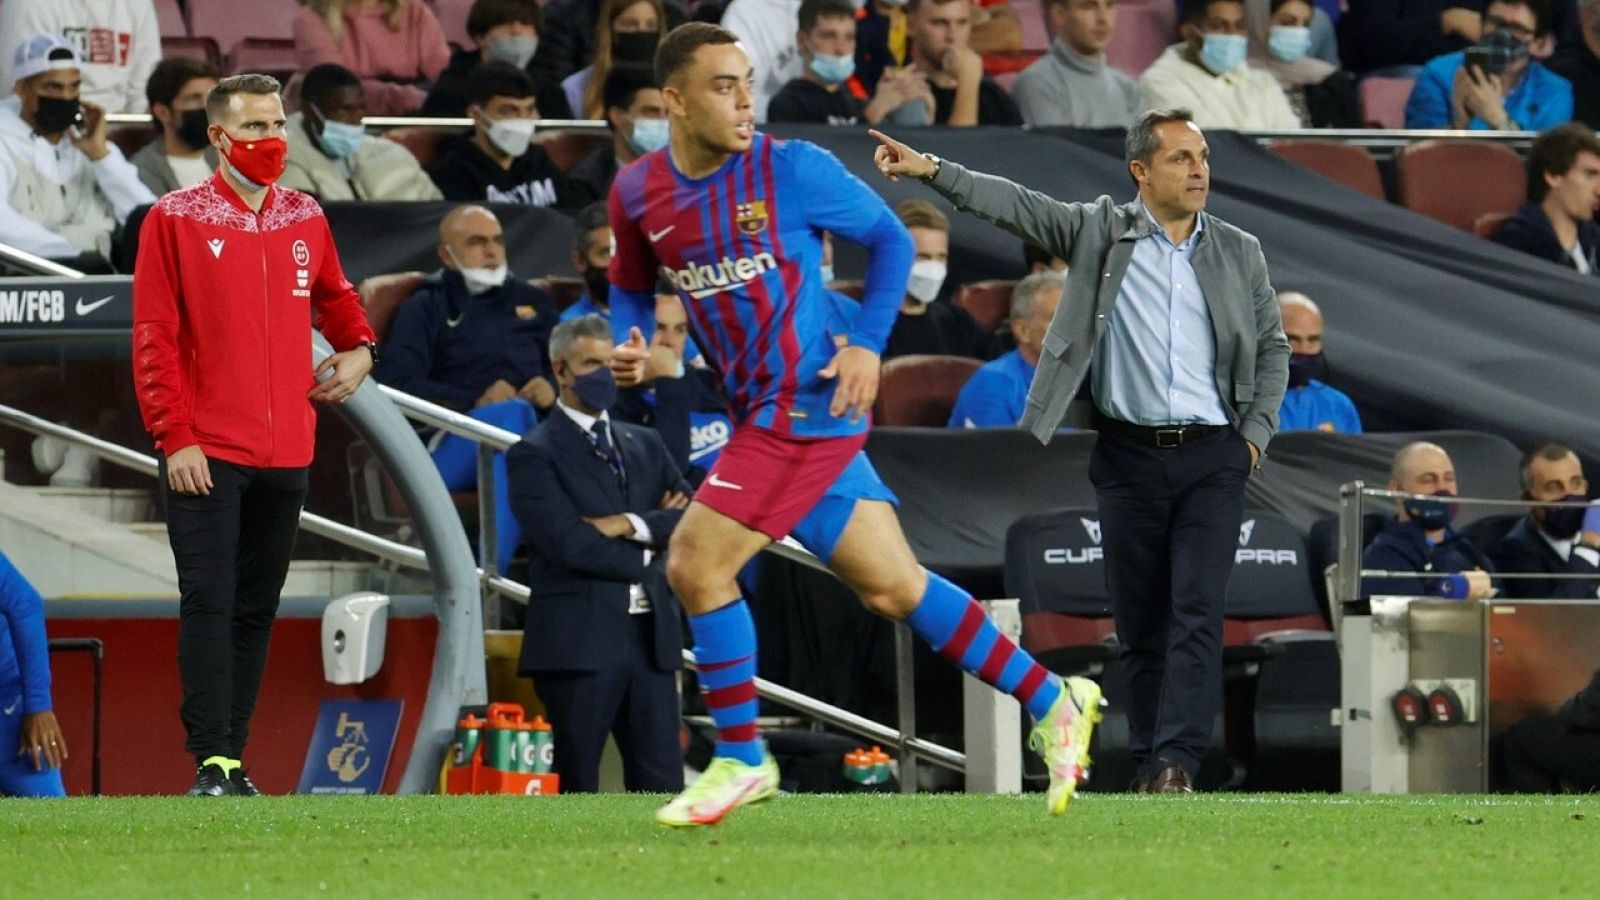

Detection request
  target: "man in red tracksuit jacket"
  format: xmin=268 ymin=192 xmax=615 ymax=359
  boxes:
xmin=132 ymin=74 xmax=378 ymax=798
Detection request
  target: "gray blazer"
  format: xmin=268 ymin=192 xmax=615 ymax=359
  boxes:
xmin=129 ymin=140 xmax=219 ymax=196
xmin=926 ymin=159 xmax=1289 ymax=453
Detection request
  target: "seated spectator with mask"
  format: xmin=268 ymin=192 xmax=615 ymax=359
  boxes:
xmin=883 ymin=200 xmax=996 ymax=360
xmin=0 ymin=35 xmax=154 ymax=270
xmin=948 ymin=272 xmax=1065 ymax=428
xmin=1492 ymin=123 xmax=1600 ymax=274
xmin=570 ymin=66 xmax=667 ymax=203
xmin=769 ymin=0 xmax=935 ymax=125
xmin=1362 ymin=442 xmax=1498 ymax=600
xmin=561 ymin=203 xmax=614 ymax=322
xmin=1405 ymin=0 xmax=1572 ymax=130
xmin=1245 ymin=0 xmax=1360 ymax=127
xmin=1139 ymin=0 xmax=1300 ymax=129
xmin=1013 ymin=0 xmax=1141 ymax=128
xmin=374 ymin=205 xmax=557 ymax=573
xmin=1490 ymin=442 xmax=1600 ymax=599
xmin=428 ymin=61 xmax=586 ymax=209
xmin=131 ymin=58 xmax=220 ymax=195
xmin=423 ymin=0 xmax=573 ymax=120
xmin=282 ymin=64 xmax=442 ymax=201
xmin=1277 ymin=291 xmax=1361 ymax=433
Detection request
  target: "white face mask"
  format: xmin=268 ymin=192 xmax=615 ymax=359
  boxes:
xmin=447 ymin=246 xmax=509 ymax=294
xmin=484 ymin=115 xmax=536 ymax=158
xmin=906 ymin=259 xmax=946 ymax=303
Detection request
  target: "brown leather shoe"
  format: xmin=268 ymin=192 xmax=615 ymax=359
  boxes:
xmin=1149 ymin=766 xmax=1194 ymax=793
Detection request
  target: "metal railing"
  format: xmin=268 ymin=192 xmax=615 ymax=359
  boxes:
xmin=0 ymin=244 xmax=86 ymax=279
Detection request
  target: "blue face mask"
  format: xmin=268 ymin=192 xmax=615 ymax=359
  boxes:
xmin=315 ymin=109 xmax=366 ymax=160
xmin=627 ymin=117 xmax=669 ymax=155
xmin=1404 ymin=491 xmax=1458 ymax=531
xmin=572 ymin=365 xmax=618 ymax=412
xmin=1267 ymin=25 xmax=1311 ymax=63
xmin=820 ymin=264 xmax=836 ymax=283
xmin=1199 ymin=32 xmax=1248 ymax=74
xmin=809 ymin=52 xmax=856 ymax=85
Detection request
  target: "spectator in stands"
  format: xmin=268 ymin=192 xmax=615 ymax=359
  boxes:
xmin=374 ymin=205 xmax=556 ymax=573
xmin=563 ymin=0 xmax=666 ymax=119
xmin=0 ymin=551 xmax=67 ymax=798
xmin=1404 ymin=0 xmax=1572 ymax=130
xmin=0 ymin=0 xmax=159 ymax=113
xmin=293 ymin=0 xmax=452 ymax=116
xmin=1013 ymin=0 xmax=1141 ymax=128
xmin=422 ymin=0 xmax=574 ymax=121
xmin=1501 ymin=665 xmax=1600 ymax=792
xmin=1491 ymin=123 xmax=1600 ymax=273
xmin=884 ymin=199 xmax=997 ymax=360
xmin=722 ymin=0 xmax=805 ymax=121
xmin=131 ymin=58 xmax=221 ymax=195
xmin=1245 ymin=0 xmax=1360 ymax=127
xmin=614 ymin=291 xmax=731 ymax=483
xmin=562 ymin=203 xmax=614 ymax=322
xmin=1024 ymin=241 xmax=1068 ymax=274
xmin=508 ymin=314 xmax=689 ymax=795
xmin=282 ymin=64 xmax=443 ymax=201
xmin=0 ymin=36 xmax=154 ymax=269
xmin=1337 ymin=0 xmax=1484 ymax=77
xmin=532 ymin=0 xmax=686 ymax=85
xmin=948 ymin=272 xmax=1065 ymax=428
xmin=1140 ymin=0 xmax=1300 ymax=129
xmin=1362 ymin=442 xmax=1498 ymax=600
xmin=769 ymin=0 xmax=937 ymax=125
xmin=428 ymin=61 xmax=588 ymax=209
xmin=571 ymin=66 xmax=666 ymax=202
xmin=1490 ymin=441 xmax=1600 ymax=599
xmin=907 ymin=0 xmax=1025 ymax=125
xmin=1549 ymin=0 xmax=1600 ymax=129
xmin=1276 ymin=292 xmax=1361 ymax=434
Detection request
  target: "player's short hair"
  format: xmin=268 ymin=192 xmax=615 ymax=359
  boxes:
xmin=146 ymin=57 xmax=220 ymax=112
xmin=574 ymin=202 xmax=611 ymax=253
xmin=1520 ymin=440 xmax=1579 ymax=493
xmin=1011 ymin=271 xmax=1065 ymax=322
xmin=205 ymin=73 xmax=282 ymax=124
xmin=550 ymin=314 xmax=613 ymax=366
xmin=466 ymin=59 xmax=537 ymax=109
xmin=603 ymin=64 xmax=658 ymax=113
xmin=301 ymin=63 xmax=362 ymax=109
xmin=1527 ymin=123 xmax=1600 ymax=203
xmin=907 ymin=0 xmax=969 ymax=13
xmin=895 ymin=198 xmax=949 ymax=233
xmin=799 ymin=0 xmax=858 ymax=32
xmin=467 ymin=0 xmax=543 ymax=39
xmin=655 ymin=22 xmax=740 ymax=86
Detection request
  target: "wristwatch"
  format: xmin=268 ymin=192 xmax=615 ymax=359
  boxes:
xmin=920 ymin=152 xmax=942 ymax=182
xmin=358 ymin=340 xmax=380 ymax=363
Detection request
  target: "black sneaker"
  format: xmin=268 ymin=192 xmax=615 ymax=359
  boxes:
xmin=185 ymin=763 xmax=236 ymax=797
xmin=230 ymin=768 xmax=262 ymax=797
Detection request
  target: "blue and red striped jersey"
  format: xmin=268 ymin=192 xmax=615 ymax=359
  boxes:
xmin=608 ymin=133 xmax=913 ymax=438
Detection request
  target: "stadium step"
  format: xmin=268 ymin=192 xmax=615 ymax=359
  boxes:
xmin=30 ymin=486 xmax=153 ymax=523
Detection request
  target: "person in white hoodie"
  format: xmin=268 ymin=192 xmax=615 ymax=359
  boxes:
xmin=0 ymin=0 xmax=161 ymax=113
xmin=0 ymin=35 xmax=155 ymax=267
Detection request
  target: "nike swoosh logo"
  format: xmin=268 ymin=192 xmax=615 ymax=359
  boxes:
xmin=2 ymin=697 xmax=18 ymax=716
xmin=706 ymin=473 xmax=743 ymax=491
xmin=647 ymin=225 xmax=675 ymax=242
xmin=75 ymin=295 xmax=114 ymax=316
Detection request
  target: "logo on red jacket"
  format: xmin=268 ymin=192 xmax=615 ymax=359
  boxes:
xmin=292 ymin=239 xmax=311 ymax=267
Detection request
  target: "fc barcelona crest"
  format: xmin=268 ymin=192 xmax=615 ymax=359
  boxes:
xmin=736 ymin=201 xmax=768 ymax=236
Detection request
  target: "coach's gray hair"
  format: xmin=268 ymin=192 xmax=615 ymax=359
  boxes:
xmin=1010 ymin=271 xmax=1066 ymax=322
xmin=1125 ymin=107 xmax=1196 ymax=184
xmin=549 ymin=314 xmax=613 ymax=367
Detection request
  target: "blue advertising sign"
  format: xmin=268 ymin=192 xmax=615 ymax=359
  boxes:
xmin=297 ymin=699 xmax=403 ymax=795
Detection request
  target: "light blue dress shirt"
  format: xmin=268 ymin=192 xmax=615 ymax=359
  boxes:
xmin=1091 ymin=202 xmax=1230 ymax=427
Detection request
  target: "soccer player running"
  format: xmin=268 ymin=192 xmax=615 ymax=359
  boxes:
xmin=606 ymin=22 xmax=1103 ymax=827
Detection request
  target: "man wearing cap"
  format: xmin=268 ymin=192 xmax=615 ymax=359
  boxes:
xmin=0 ymin=34 xmax=154 ymax=268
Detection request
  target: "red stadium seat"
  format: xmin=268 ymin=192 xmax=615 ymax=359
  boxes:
xmin=955 ymin=279 xmax=1015 ymax=333
xmin=383 ymin=127 xmax=455 ymax=168
xmin=187 ymin=0 xmax=298 ymax=63
xmin=1395 ymin=139 xmax=1526 ymax=232
xmin=538 ymin=130 xmax=611 ymax=172
xmin=160 ymin=36 xmax=224 ymax=69
xmin=153 ymin=0 xmax=187 ymax=38
xmin=1472 ymin=211 xmax=1511 ymax=240
xmin=230 ymin=38 xmax=298 ymax=78
xmin=532 ymin=277 xmax=586 ymax=311
xmin=359 ymin=271 xmax=427 ymax=344
xmin=1104 ymin=2 xmax=1172 ymax=78
xmin=873 ymin=354 xmax=983 ymax=426
xmin=1268 ymin=139 xmax=1385 ymax=201
xmin=1013 ymin=0 xmax=1051 ymax=52
xmin=982 ymin=50 xmax=1044 ymax=77
xmin=1359 ymin=76 xmax=1414 ymax=129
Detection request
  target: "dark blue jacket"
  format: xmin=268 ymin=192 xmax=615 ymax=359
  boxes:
xmin=508 ymin=411 xmax=689 ymax=674
xmin=1361 ymin=516 xmax=1498 ymax=599
xmin=613 ymin=368 xmax=727 ymax=485
xmin=1490 ymin=203 xmax=1600 ymax=275
xmin=1488 ymin=516 xmax=1600 ymax=600
xmin=0 ymin=552 xmax=52 ymax=714
xmin=374 ymin=270 xmax=557 ymax=411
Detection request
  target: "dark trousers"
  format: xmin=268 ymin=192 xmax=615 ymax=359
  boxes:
xmin=161 ymin=458 xmax=308 ymax=761
xmin=532 ymin=615 xmax=683 ymax=793
xmin=1089 ymin=427 xmax=1251 ymax=778
xmin=1502 ymin=713 xmax=1600 ymax=792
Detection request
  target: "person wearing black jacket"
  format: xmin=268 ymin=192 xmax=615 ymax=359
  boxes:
xmin=421 ymin=0 xmax=573 ymax=121
xmin=531 ymin=0 xmax=688 ymax=83
xmin=1549 ymin=0 xmax=1600 ymax=128
xmin=1491 ymin=123 xmax=1600 ymax=275
xmin=1490 ymin=441 xmax=1600 ymax=599
xmin=1502 ymin=667 xmax=1600 ymax=792
xmin=1335 ymin=0 xmax=1485 ymax=75
xmin=1362 ymin=442 xmax=1499 ymax=600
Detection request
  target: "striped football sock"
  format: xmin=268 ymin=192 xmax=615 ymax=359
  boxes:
xmin=906 ymin=571 xmax=1063 ymax=721
xmin=689 ymin=599 xmax=767 ymax=766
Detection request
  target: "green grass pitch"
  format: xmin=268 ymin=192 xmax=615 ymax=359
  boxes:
xmin=2 ymin=793 xmax=1595 ymax=898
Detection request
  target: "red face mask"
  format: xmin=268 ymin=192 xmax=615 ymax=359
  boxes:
xmin=220 ymin=131 xmax=288 ymax=189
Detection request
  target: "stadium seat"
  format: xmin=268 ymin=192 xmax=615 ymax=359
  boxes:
xmin=954 ymin=279 xmax=1015 ymax=333
xmin=432 ymin=0 xmax=477 ymax=51
xmin=383 ymin=127 xmax=455 ymax=168
xmin=1224 ymin=512 xmax=1326 ymax=645
xmin=1005 ymin=508 xmax=1119 ymax=673
xmin=1459 ymin=511 xmax=1521 ymax=556
xmin=1268 ymin=139 xmax=1385 ymax=201
xmin=1472 ymin=210 xmax=1512 ymax=240
xmin=160 ymin=36 xmax=224 ymax=69
xmin=1306 ymin=512 xmax=1383 ymax=622
xmin=359 ymin=271 xmax=427 ymax=343
xmin=187 ymin=0 xmax=298 ymax=64
xmin=873 ymin=354 xmax=982 ymax=426
xmin=828 ymin=279 xmax=864 ymax=300
xmin=154 ymin=0 xmax=187 ymax=38
xmin=1248 ymin=631 xmax=1340 ymax=791
xmin=981 ymin=50 xmax=1044 ymax=77
xmin=230 ymin=39 xmax=299 ymax=79
xmin=1395 ymin=139 xmax=1526 ymax=231
xmin=1013 ymin=0 xmax=1051 ymax=52
xmin=1359 ymin=76 xmax=1415 ymax=129
xmin=108 ymin=126 xmax=157 ymax=160
xmin=538 ymin=131 xmax=612 ymax=172
xmin=532 ymin=276 xmax=586 ymax=312
xmin=1104 ymin=2 xmax=1172 ymax=78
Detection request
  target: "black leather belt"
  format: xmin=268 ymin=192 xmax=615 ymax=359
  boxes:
xmin=1095 ymin=416 xmax=1225 ymax=449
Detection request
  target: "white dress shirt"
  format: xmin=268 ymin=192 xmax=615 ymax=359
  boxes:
xmin=558 ymin=400 xmax=654 ymax=613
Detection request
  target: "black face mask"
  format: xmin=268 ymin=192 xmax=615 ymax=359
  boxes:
xmin=1538 ymin=494 xmax=1589 ymax=540
xmin=1287 ymin=352 xmax=1328 ymax=389
xmin=583 ymin=266 xmax=610 ymax=306
xmin=612 ymin=31 xmax=659 ymax=64
xmin=1404 ymin=491 xmax=1458 ymax=531
xmin=32 ymin=95 xmax=80 ymax=136
xmin=176 ymin=108 xmax=211 ymax=152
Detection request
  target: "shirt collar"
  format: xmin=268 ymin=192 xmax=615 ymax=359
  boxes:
xmin=558 ymin=399 xmax=609 ymax=434
xmin=1052 ymin=39 xmax=1104 ymax=74
xmin=1133 ymin=198 xmax=1205 ymax=246
xmin=1538 ymin=523 xmax=1574 ymax=561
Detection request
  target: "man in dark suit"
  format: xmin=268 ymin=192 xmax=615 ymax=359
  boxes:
xmin=508 ymin=313 xmax=691 ymax=793
xmin=1491 ymin=441 xmax=1600 ymax=600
